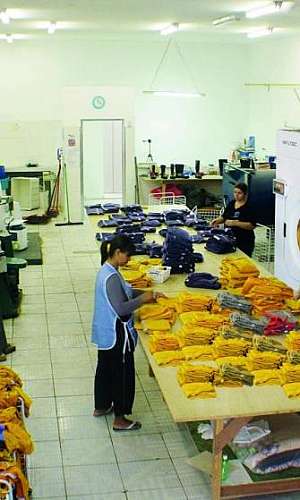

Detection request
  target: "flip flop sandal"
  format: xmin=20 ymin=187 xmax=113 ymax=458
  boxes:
xmin=93 ymin=405 xmax=113 ymax=417
xmin=113 ymin=421 xmax=142 ymax=432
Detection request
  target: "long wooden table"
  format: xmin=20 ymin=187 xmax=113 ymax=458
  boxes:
xmin=88 ymin=210 xmax=300 ymax=500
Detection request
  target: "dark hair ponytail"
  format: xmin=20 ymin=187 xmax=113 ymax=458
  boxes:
xmin=100 ymin=235 xmax=135 ymax=265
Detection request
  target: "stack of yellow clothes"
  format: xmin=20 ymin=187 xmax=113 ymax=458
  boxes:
xmin=285 ymin=331 xmax=300 ymax=352
xmin=180 ymin=311 xmax=226 ymax=330
xmin=252 ymin=369 xmax=282 ymax=386
xmin=0 ymin=452 xmax=29 ymax=500
xmin=242 ymin=277 xmax=293 ymax=314
xmin=0 ymin=407 xmax=34 ymax=455
xmin=220 ymin=257 xmax=259 ymax=290
xmin=0 ymin=367 xmax=32 ymax=414
xmin=213 ymin=337 xmax=250 ymax=358
xmin=121 ymin=269 xmax=152 ymax=288
xmin=280 ymin=363 xmax=300 ymax=384
xmin=139 ymin=303 xmax=176 ymax=325
xmin=182 ymin=345 xmax=214 ymax=361
xmin=157 ymin=296 xmax=178 ymax=311
xmin=177 ymin=363 xmax=216 ymax=385
xmin=142 ymin=319 xmax=171 ymax=332
xmin=285 ymin=298 xmax=300 ymax=313
xmin=149 ymin=333 xmax=180 ymax=353
xmin=211 ymin=301 xmax=231 ymax=319
xmin=175 ymin=292 xmax=212 ymax=313
xmin=182 ymin=382 xmax=216 ymax=399
xmin=287 ymin=351 xmax=300 ymax=365
xmin=215 ymin=356 xmax=248 ymax=369
xmin=283 ymin=383 xmax=300 ymax=398
xmin=247 ymin=350 xmax=284 ymax=371
xmin=153 ymin=351 xmax=184 ymax=366
xmin=176 ymin=326 xmax=216 ymax=347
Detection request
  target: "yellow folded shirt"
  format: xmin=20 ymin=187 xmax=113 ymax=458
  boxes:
xmin=153 ymin=350 xmax=185 ymax=366
xmin=182 ymin=382 xmax=216 ymax=399
xmin=247 ymin=350 xmax=284 ymax=371
xmin=177 ymin=363 xmax=216 ymax=385
xmin=253 ymin=369 xmax=282 ymax=385
xmin=182 ymin=345 xmax=214 ymax=361
xmin=280 ymin=363 xmax=300 ymax=384
xmin=283 ymin=382 xmax=300 ymax=398
xmin=285 ymin=331 xmax=300 ymax=352
xmin=149 ymin=333 xmax=180 ymax=354
xmin=213 ymin=337 xmax=250 ymax=358
xmin=143 ymin=319 xmax=171 ymax=331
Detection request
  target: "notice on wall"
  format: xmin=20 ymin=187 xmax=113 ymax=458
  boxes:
xmin=63 ymin=127 xmax=80 ymax=169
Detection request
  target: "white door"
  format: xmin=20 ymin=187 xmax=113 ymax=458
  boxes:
xmin=81 ymin=119 xmax=124 ymax=205
xmin=282 ymin=188 xmax=300 ymax=289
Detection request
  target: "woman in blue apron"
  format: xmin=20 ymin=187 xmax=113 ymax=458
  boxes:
xmin=92 ymin=234 xmax=159 ymax=431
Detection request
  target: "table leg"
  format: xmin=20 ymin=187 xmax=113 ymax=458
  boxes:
xmin=212 ymin=419 xmax=224 ymax=500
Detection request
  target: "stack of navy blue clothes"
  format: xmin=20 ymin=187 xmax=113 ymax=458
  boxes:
xmin=143 ymin=219 xmax=161 ymax=228
xmin=140 ymin=226 xmax=156 ymax=234
xmin=146 ymin=242 xmax=163 ymax=258
xmin=164 ymin=209 xmax=187 ymax=223
xmin=96 ymin=232 xmax=115 ymax=242
xmin=85 ymin=204 xmax=104 ymax=216
xmin=205 ymin=232 xmax=236 ymax=254
xmin=121 ymin=204 xmax=143 ymax=214
xmin=97 ymin=219 xmax=119 ymax=228
xmin=185 ymin=272 xmax=221 ymax=289
xmin=192 ymin=252 xmax=204 ymax=263
xmin=110 ymin=215 xmax=132 ymax=225
xmin=132 ymin=243 xmax=148 ymax=255
xmin=147 ymin=212 xmax=165 ymax=223
xmin=162 ymin=228 xmax=195 ymax=274
xmin=102 ymin=203 xmax=120 ymax=214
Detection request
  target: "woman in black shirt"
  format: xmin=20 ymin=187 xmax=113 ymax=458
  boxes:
xmin=212 ymin=182 xmax=256 ymax=256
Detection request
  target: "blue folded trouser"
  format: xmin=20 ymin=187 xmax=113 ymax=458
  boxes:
xmin=117 ymin=224 xmax=141 ymax=233
xmin=205 ymin=234 xmax=236 ymax=254
xmin=185 ymin=272 xmax=221 ymax=289
xmin=96 ymin=232 xmax=115 ymax=242
xmin=192 ymin=252 xmax=204 ymax=263
xmin=102 ymin=203 xmax=120 ymax=213
xmin=144 ymin=219 xmax=161 ymax=227
xmin=140 ymin=226 xmax=156 ymax=233
xmin=121 ymin=204 xmax=143 ymax=213
xmin=85 ymin=206 xmax=104 ymax=215
xmin=97 ymin=219 xmax=118 ymax=228
xmin=165 ymin=220 xmax=184 ymax=227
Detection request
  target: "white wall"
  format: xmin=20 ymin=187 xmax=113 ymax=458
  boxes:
xmin=246 ymin=37 xmax=300 ymax=157
xmin=0 ymin=38 xmax=250 ymax=212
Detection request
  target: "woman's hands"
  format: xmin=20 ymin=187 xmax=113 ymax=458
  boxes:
xmin=141 ymin=291 xmax=167 ymax=304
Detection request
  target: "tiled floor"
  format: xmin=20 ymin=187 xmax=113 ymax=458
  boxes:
xmin=3 ymin=222 xmax=299 ymax=499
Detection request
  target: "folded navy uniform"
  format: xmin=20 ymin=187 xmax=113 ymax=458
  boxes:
xmin=144 ymin=219 xmax=161 ymax=227
xmin=128 ymin=213 xmax=146 ymax=222
xmin=102 ymin=203 xmax=120 ymax=214
xmin=97 ymin=219 xmax=118 ymax=228
xmin=96 ymin=232 xmax=115 ymax=242
xmin=133 ymin=243 xmax=148 ymax=255
xmin=120 ymin=232 xmax=145 ymax=243
xmin=185 ymin=272 xmax=221 ymax=289
xmin=121 ymin=204 xmax=143 ymax=214
xmin=117 ymin=224 xmax=141 ymax=233
xmin=162 ymin=227 xmax=195 ymax=274
xmin=85 ymin=205 xmax=104 ymax=216
xmin=189 ymin=234 xmax=206 ymax=244
xmin=192 ymin=252 xmax=204 ymax=263
xmin=205 ymin=234 xmax=236 ymax=254
xmin=165 ymin=220 xmax=184 ymax=227
xmin=164 ymin=209 xmax=187 ymax=222
xmin=146 ymin=242 xmax=163 ymax=258
xmin=140 ymin=226 xmax=156 ymax=234
xmin=110 ymin=215 xmax=132 ymax=225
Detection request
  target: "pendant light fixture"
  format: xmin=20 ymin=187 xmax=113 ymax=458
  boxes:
xmin=212 ymin=15 xmax=240 ymax=26
xmin=247 ymin=26 xmax=274 ymax=38
xmin=246 ymin=1 xmax=294 ymax=19
xmin=143 ymin=36 xmax=206 ymax=98
xmin=0 ymin=9 xmax=10 ymax=24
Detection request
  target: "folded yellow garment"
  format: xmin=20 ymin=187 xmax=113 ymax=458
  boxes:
xmin=253 ymin=369 xmax=282 ymax=385
xmin=285 ymin=331 xmax=300 ymax=352
xmin=121 ymin=269 xmax=152 ymax=288
xmin=157 ymin=296 xmax=178 ymax=310
xmin=285 ymin=299 xmax=300 ymax=312
xmin=175 ymin=292 xmax=212 ymax=313
xmin=143 ymin=319 xmax=171 ymax=331
xmin=220 ymin=257 xmax=260 ymax=289
xmin=149 ymin=333 xmax=180 ymax=353
xmin=213 ymin=337 xmax=250 ymax=358
xmin=283 ymin=382 xmax=300 ymax=398
xmin=153 ymin=350 xmax=185 ymax=366
xmin=280 ymin=363 xmax=300 ymax=384
xmin=182 ymin=382 xmax=216 ymax=399
xmin=247 ymin=349 xmax=284 ymax=371
xmin=241 ymin=277 xmax=293 ymax=314
xmin=215 ymin=356 xmax=248 ymax=368
xmin=139 ymin=304 xmax=175 ymax=322
xmin=214 ymin=373 xmax=243 ymax=387
xmin=182 ymin=345 xmax=214 ymax=361
xmin=179 ymin=311 xmax=226 ymax=329
xmin=177 ymin=363 xmax=216 ymax=385
xmin=176 ymin=326 xmax=216 ymax=347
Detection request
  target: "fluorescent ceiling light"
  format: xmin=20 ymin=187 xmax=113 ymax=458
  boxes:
xmin=212 ymin=15 xmax=239 ymax=26
xmin=0 ymin=9 xmax=10 ymax=24
xmin=48 ymin=22 xmax=57 ymax=34
xmin=144 ymin=90 xmax=204 ymax=97
xmin=246 ymin=1 xmax=293 ymax=19
xmin=247 ymin=27 xmax=274 ymax=38
xmin=160 ymin=23 xmax=179 ymax=36
xmin=5 ymin=34 xmax=13 ymax=43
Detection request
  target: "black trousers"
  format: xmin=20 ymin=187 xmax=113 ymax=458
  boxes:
xmin=237 ymin=241 xmax=255 ymax=257
xmin=94 ymin=319 xmax=135 ymax=417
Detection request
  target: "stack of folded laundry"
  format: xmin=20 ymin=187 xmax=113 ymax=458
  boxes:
xmin=230 ymin=312 xmax=267 ymax=334
xmin=121 ymin=204 xmax=143 ymax=214
xmin=213 ymin=337 xmax=250 ymax=358
xmin=180 ymin=311 xmax=227 ymax=330
xmin=97 ymin=219 xmax=119 ymax=228
xmin=146 ymin=242 xmax=163 ymax=258
xmin=177 ymin=326 xmax=217 ymax=347
xmin=142 ymin=319 xmax=171 ymax=332
xmin=219 ymin=363 xmax=254 ymax=386
xmin=153 ymin=350 xmax=184 ymax=366
xmin=143 ymin=219 xmax=162 ymax=228
xmin=210 ymin=301 xmax=232 ymax=319
xmin=85 ymin=204 xmax=104 ymax=215
xmin=121 ymin=269 xmax=152 ymax=288
xmin=263 ymin=311 xmax=297 ymax=336
xmin=132 ymin=243 xmax=148 ymax=255
xmin=177 ymin=364 xmax=216 ymax=385
xmin=149 ymin=333 xmax=180 ymax=353
xmin=102 ymin=203 xmax=120 ymax=214
xmin=283 ymin=382 xmax=300 ymax=398
xmin=280 ymin=363 xmax=300 ymax=384
xmin=162 ymin=228 xmax=195 ymax=274
xmin=192 ymin=252 xmax=204 ymax=264
xmin=246 ymin=350 xmax=284 ymax=371
xmin=185 ymin=272 xmax=220 ymax=290
xmin=252 ymin=335 xmax=287 ymax=355
xmin=242 ymin=277 xmax=293 ymax=314
xmin=285 ymin=298 xmax=300 ymax=313
xmin=96 ymin=232 xmax=115 ymax=242
xmin=217 ymin=292 xmax=252 ymax=313
xmin=222 ymin=328 xmax=253 ymax=343
xmin=157 ymin=296 xmax=178 ymax=311
xmin=205 ymin=234 xmax=236 ymax=254
xmin=215 ymin=356 xmax=248 ymax=369
xmin=139 ymin=303 xmax=177 ymax=325
xmin=147 ymin=212 xmax=165 ymax=223
xmin=175 ymin=292 xmax=212 ymax=313
xmin=182 ymin=345 xmax=215 ymax=361
xmin=220 ymin=257 xmax=259 ymax=290
xmin=252 ymin=369 xmax=282 ymax=386
xmin=181 ymin=382 xmax=216 ymax=399
xmin=285 ymin=331 xmax=300 ymax=351
xmin=287 ymin=351 xmax=300 ymax=364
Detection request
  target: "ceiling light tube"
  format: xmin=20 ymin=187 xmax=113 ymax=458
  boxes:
xmin=48 ymin=22 xmax=57 ymax=34
xmin=160 ymin=23 xmax=179 ymax=36
xmin=212 ymin=15 xmax=239 ymax=26
xmin=6 ymin=34 xmax=13 ymax=43
xmin=247 ymin=27 xmax=274 ymax=38
xmin=0 ymin=9 xmax=10 ymax=24
xmin=246 ymin=1 xmax=292 ymax=19
xmin=144 ymin=90 xmax=204 ymax=97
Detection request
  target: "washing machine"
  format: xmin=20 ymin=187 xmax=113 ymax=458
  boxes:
xmin=275 ymin=129 xmax=300 ymax=290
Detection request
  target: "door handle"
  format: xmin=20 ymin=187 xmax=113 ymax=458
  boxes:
xmin=284 ymin=223 xmax=287 ymax=238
